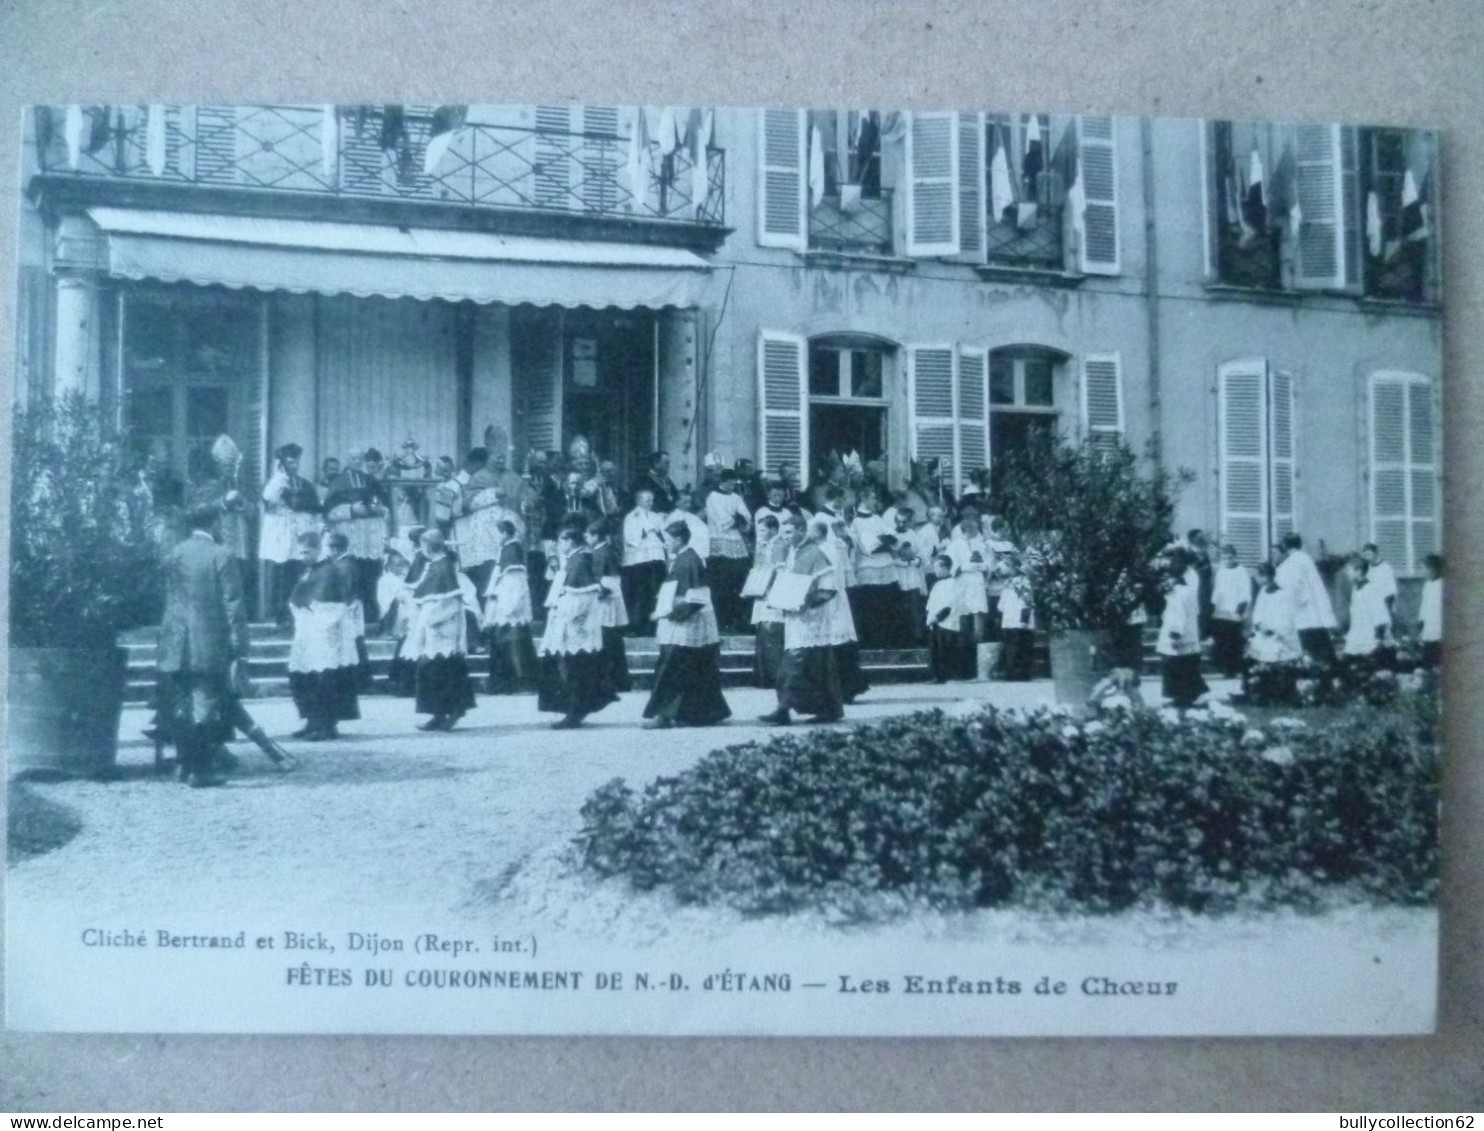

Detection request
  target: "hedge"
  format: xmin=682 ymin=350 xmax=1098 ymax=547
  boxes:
xmin=574 ymin=693 xmax=1439 ymax=919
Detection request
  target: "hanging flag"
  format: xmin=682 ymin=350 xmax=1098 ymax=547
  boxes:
xmin=808 ymin=123 xmax=826 ymax=208
xmin=672 ymin=106 xmax=692 ymax=153
xmin=379 ymin=105 xmax=406 ymax=151
xmin=86 ymin=106 xmax=112 ymax=154
xmin=321 ymin=106 xmax=339 ymax=178
xmin=146 ymin=104 xmax=168 ymax=176
xmin=690 ymin=109 xmax=713 ymax=216
xmin=626 ymin=107 xmax=651 ymax=207
xmin=1366 ymin=190 xmax=1383 ymax=257
xmin=1242 ymin=146 xmax=1267 ymax=236
xmin=1232 ymin=153 xmax=1256 ymax=248
xmin=1016 ymin=201 xmax=1039 ymax=231
xmin=34 ymin=106 xmax=56 ymax=167
xmin=989 ymin=126 xmax=1014 ymax=222
xmin=64 ymin=104 xmax=85 ymax=168
xmin=1022 ymin=115 xmax=1044 ymax=188
xmin=839 ymin=182 xmax=863 ymax=214
xmin=1067 ymin=157 xmax=1086 ymax=238
xmin=422 ymin=105 xmax=467 ymax=174
xmin=656 ymin=107 xmax=677 ymax=157
xmin=1400 ymin=168 xmax=1428 ymax=241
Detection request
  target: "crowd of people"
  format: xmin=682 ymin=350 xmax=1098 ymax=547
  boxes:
xmin=142 ymin=430 xmax=1442 ymax=784
xmin=1153 ymin=531 xmax=1443 ymax=709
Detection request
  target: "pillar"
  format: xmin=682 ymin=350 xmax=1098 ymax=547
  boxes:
xmin=52 ymin=272 xmax=102 ymax=399
xmin=657 ymin=308 xmax=700 ymax=487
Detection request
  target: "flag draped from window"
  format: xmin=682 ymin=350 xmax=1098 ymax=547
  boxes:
xmin=989 ymin=124 xmax=1014 ymax=222
xmin=422 ymin=105 xmax=467 ymax=174
xmin=691 ymin=109 xmax=713 ymax=216
xmin=808 ymin=124 xmax=826 ymax=208
xmin=321 ymin=106 xmax=339 ymax=178
xmin=146 ymin=105 xmax=168 ymax=176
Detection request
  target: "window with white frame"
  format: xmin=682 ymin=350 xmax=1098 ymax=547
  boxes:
xmin=1369 ymin=372 xmax=1438 ymax=575
xmin=988 ymin=348 xmax=1061 ymax=471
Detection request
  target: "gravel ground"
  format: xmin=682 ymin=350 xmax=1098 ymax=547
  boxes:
xmin=7 ymin=681 xmax=1040 ymax=927
xmin=5 ymin=677 xmax=1435 ymax=1035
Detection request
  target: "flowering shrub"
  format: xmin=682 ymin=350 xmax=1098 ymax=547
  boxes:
xmin=575 ymin=694 xmax=1439 ymax=918
xmin=991 ymin=434 xmax=1192 ymax=631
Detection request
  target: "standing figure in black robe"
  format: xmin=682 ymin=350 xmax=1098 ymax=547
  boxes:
xmin=643 ymin=521 xmax=733 ymax=729
xmin=760 ymin=515 xmax=846 ymax=725
xmin=287 ymin=530 xmax=362 ymax=740
xmin=403 ymin=529 xmax=477 ymax=731
xmin=587 ymin=518 xmax=633 ymax=696
xmin=537 ymin=526 xmax=618 ymax=729
xmin=481 ymin=520 xmax=539 ymax=693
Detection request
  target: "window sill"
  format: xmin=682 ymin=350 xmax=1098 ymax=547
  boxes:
xmin=800 ymin=249 xmax=918 ymax=273
xmin=975 ymin=264 xmax=1085 ymax=289
xmin=1203 ymin=282 xmax=1442 ymax=316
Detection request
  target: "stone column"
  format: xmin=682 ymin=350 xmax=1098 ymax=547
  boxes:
xmin=52 ymin=272 xmax=102 ymax=399
xmin=656 ymin=308 xmax=700 ymax=486
xmin=51 ymin=214 xmax=105 ymax=399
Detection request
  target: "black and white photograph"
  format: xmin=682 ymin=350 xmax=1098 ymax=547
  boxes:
xmin=5 ymin=97 xmax=1443 ymax=1037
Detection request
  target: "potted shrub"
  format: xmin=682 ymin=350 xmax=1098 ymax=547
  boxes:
xmin=992 ymin=434 xmax=1189 ymax=704
xmin=9 ymin=393 xmax=162 ymax=776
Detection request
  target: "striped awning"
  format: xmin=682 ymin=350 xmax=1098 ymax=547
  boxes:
xmin=86 ymin=208 xmax=712 ymax=309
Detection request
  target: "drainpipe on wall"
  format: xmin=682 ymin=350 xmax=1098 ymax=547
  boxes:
xmin=1140 ymin=117 xmax=1163 ymax=471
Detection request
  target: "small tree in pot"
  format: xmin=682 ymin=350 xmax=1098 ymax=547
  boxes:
xmin=9 ymin=393 xmax=162 ymax=775
xmin=991 ymin=434 xmax=1190 ymax=704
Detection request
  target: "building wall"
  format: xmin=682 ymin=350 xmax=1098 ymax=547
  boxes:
xmin=705 ymin=108 xmax=1156 ymax=487
xmin=1149 ymin=116 xmax=1443 ymax=565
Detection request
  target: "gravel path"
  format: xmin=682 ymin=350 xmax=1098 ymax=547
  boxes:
xmin=6 ymin=678 xmax=1435 ymax=1035
xmin=7 ymin=682 xmax=1023 ymax=927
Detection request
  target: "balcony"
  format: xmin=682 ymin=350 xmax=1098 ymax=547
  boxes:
xmin=985 ymin=203 xmax=1065 ymax=270
xmin=31 ymin=105 xmax=727 ymax=247
xmin=808 ymin=189 xmax=894 ymax=257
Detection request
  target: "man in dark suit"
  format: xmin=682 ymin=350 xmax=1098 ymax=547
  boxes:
xmin=158 ymin=504 xmax=251 ymax=787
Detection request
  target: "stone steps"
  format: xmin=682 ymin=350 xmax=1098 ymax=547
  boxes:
xmin=120 ymin=626 xmax=935 ymax=701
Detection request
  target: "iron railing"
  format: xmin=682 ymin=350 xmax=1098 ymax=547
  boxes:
xmin=808 ymin=190 xmax=894 ymax=255
xmin=984 ymin=204 xmax=1065 ymax=268
xmin=36 ymin=104 xmax=726 ymax=227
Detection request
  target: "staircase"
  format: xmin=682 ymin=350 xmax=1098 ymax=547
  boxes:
xmin=120 ymin=624 xmax=1193 ymax=706
xmin=119 ymin=625 xmax=935 ymax=704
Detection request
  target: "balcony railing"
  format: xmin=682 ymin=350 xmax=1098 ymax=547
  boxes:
xmin=984 ymin=204 xmax=1065 ymax=269
xmin=36 ymin=105 xmax=726 ymax=227
xmin=808 ymin=190 xmax=894 ymax=255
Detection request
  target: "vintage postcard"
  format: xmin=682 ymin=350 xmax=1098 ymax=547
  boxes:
xmin=5 ymin=101 xmax=1442 ymax=1036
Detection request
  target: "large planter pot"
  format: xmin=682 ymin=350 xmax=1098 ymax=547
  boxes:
xmin=1047 ymin=630 xmax=1105 ymax=706
xmin=8 ymin=646 xmax=128 ymax=777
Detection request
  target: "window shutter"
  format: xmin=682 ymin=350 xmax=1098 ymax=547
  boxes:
xmin=908 ymin=345 xmax=961 ymax=492
xmin=957 ymin=346 xmax=989 ymax=480
xmin=1407 ymin=382 xmax=1439 ymax=573
xmin=1370 ymin=373 xmax=1438 ymax=575
xmin=1270 ymin=369 xmax=1297 ymax=543
xmin=1081 ymin=353 xmax=1124 ymax=454
xmin=904 ymin=111 xmax=960 ymax=256
xmin=757 ymin=330 xmax=809 ymax=486
xmin=516 ymin=311 xmax=564 ymax=459
xmin=535 ymin=104 xmax=574 ymax=209
xmin=757 ymin=109 xmax=806 ymax=250
xmin=1077 ymin=116 xmax=1120 ymax=274
xmin=578 ymin=105 xmax=622 ymax=214
xmin=1219 ymin=360 xmax=1270 ymax=568
xmin=1295 ymin=124 xmax=1345 ymax=289
xmin=957 ymin=112 xmax=984 ymax=260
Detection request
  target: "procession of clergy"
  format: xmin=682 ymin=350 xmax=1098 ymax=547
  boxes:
xmin=239 ymin=431 xmax=1443 ymax=748
xmin=253 ymin=436 xmax=988 ymax=740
